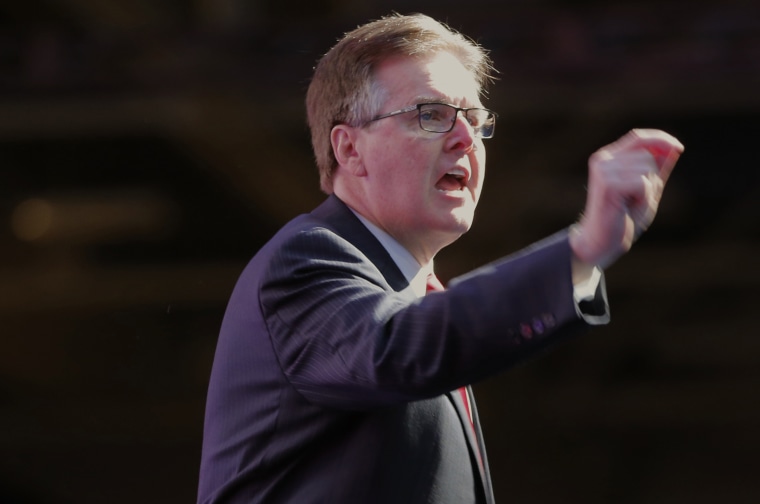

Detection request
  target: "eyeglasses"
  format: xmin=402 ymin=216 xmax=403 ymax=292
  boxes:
xmin=366 ymin=102 xmax=497 ymax=139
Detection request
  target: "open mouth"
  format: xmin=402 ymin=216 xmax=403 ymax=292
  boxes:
xmin=435 ymin=168 xmax=468 ymax=192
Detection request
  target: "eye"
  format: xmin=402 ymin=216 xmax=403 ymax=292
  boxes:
xmin=419 ymin=106 xmax=447 ymax=123
xmin=466 ymin=110 xmax=486 ymax=128
xmin=420 ymin=103 xmax=452 ymax=124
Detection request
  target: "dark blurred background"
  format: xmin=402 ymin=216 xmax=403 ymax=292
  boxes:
xmin=1 ymin=0 xmax=758 ymax=502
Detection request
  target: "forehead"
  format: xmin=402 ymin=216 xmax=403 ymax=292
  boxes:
xmin=374 ymin=51 xmax=481 ymax=107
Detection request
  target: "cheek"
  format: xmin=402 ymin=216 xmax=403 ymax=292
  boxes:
xmin=471 ymin=148 xmax=486 ymax=185
xmin=371 ymin=134 xmax=416 ymax=168
xmin=392 ymin=146 xmax=429 ymax=185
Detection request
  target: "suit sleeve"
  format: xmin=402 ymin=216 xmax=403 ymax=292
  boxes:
xmin=260 ymin=226 xmax=607 ymax=409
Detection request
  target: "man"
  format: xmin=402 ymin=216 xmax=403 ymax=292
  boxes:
xmin=197 ymin=13 xmax=683 ymax=504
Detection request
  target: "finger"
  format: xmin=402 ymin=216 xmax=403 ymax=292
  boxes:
xmin=628 ymin=129 xmax=685 ymax=155
xmin=628 ymin=173 xmax=660 ymax=240
xmin=599 ymin=129 xmax=677 ymax=155
xmin=628 ymin=129 xmax=684 ymax=182
xmin=600 ymin=129 xmax=684 ymax=181
xmin=656 ymin=145 xmax=682 ymax=184
xmin=591 ymin=149 xmax=660 ymax=191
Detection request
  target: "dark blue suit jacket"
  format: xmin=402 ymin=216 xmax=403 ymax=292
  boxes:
xmin=198 ymin=195 xmax=601 ymax=503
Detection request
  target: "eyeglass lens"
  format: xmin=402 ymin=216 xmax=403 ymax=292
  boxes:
xmin=418 ymin=104 xmax=495 ymax=138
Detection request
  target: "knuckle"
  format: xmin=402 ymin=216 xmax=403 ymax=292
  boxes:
xmin=589 ymin=149 xmax=612 ymax=165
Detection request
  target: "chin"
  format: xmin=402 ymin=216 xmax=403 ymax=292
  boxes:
xmin=451 ymin=206 xmax=476 ymax=229
xmin=440 ymin=216 xmax=473 ymax=239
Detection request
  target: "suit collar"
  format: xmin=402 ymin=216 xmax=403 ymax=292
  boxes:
xmin=351 ymin=211 xmax=434 ymax=298
xmin=310 ymin=195 xmax=409 ymax=292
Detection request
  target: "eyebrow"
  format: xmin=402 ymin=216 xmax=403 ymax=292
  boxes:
xmin=414 ymin=95 xmax=445 ymax=103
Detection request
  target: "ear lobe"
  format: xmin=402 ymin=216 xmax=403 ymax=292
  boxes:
xmin=331 ymin=125 xmax=366 ymax=176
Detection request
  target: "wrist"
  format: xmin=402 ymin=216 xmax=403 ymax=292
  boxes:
xmin=569 ymin=223 xmax=607 ymax=274
xmin=569 ymin=224 xmax=593 ymax=264
xmin=571 ymin=252 xmax=596 ymax=286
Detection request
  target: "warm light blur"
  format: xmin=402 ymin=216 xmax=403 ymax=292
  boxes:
xmin=10 ymin=193 xmax=177 ymax=244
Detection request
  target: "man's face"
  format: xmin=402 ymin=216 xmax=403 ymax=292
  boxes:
xmin=348 ymin=51 xmax=487 ymax=264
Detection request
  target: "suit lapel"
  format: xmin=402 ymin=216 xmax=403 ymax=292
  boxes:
xmin=467 ymin=389 xmax=495 ymax=504
xmin=448 ymin=387 xmax=485 ymax=480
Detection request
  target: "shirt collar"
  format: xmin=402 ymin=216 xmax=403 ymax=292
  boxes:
xmin=351 ymin=210 xmax=433 ymax=298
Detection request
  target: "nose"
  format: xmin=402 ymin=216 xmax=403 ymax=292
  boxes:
xmin=444 ymin=111 xmax=476 ymax=152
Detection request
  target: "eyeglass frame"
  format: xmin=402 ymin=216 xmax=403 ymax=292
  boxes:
xmin=364 ymin=102 xmax=498 ymax=139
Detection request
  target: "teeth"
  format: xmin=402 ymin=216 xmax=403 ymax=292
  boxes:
xmin=447 ymin=168 xmax=466 ymax=179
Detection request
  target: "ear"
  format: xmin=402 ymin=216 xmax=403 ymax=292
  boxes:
xmin=331 ymin=125 xmax=366 ymax=176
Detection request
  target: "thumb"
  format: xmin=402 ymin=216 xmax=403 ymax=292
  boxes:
xmin=628 ymin=129 xmax=685 ymax=183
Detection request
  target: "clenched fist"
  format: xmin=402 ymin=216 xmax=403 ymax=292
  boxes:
xmin=569 ymin=129 xmax=684 ymax=270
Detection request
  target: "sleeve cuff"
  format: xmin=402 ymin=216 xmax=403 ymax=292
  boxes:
xmin=572 ymin=266 xmax=610 ymax=325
